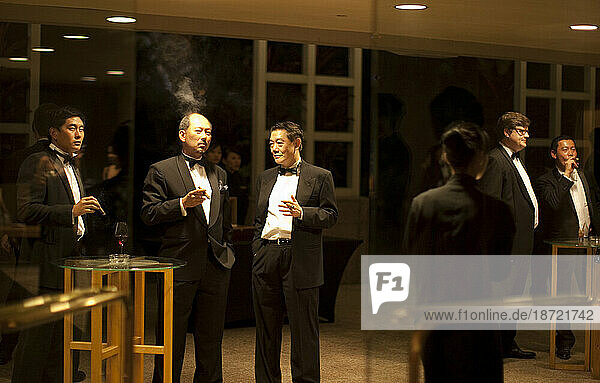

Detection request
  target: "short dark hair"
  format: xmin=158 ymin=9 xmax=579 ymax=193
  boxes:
xmin=49 ymin=106 xmax=86 ymax=138
xmin=33 ymin=103 xmax=59 ymax=138
xmin=223 ymin=145 xmax=242 ymax=160
xmin=270 ymin=121 xmax=304 ymax=150
xmin=550 ymin=134 xmax=576 ymax=155
xmin=496 ymin=111 xmax=530 ymax=138
xmin=441 ymin=121 xmax=489 ymax=170
xmin=178 ymin=114 xmax=192 ymax=132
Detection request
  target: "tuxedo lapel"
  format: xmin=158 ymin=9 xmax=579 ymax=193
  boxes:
xmin=261 ymin=169 xmax=278 ymax=209
xmin=295 ymin=163 xmax=316 ymax=205
xmin=498 ymin=146 xmax=534 ymax=209
xmin=176 ymin=155 xmax=208 ymax=226
xmin=207 ymin=165 xmax=219 ymax=228
xmin=552 ymin=168 xmax=578 ymax=218
xmin=49 ymin=151 xmax=75 ymax=205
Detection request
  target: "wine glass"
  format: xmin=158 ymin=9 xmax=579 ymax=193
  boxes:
xmin=114 ymin=222 xmax=128 ymax=255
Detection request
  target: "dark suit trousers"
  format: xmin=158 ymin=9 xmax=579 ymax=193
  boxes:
xmin=153 ymin=255 xmax=231 ymax=383
xmin=252 ymin=242 xmax=320 ymax=383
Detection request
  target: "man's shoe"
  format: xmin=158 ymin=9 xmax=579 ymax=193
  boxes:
xmin=73 ymin=370 xmax=86 ymax=382
xmin=504 ymin=344 xmax=536 ymax=359
xmin=556 ymin=347 xmax=571 ymax=360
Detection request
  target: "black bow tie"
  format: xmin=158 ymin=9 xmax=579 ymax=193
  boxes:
xmin=54 ymin=150 xmax=76 ymax=166
xmin=511 ymin=151 xmax=520 ymax=160
xmin=184 ymin=155 xmax=206 ymax=168
xmin=278 ymin=165 xmax=299 ymax=176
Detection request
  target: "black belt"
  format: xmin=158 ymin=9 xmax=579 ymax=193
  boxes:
xmin=265 ymin=238 xmax=292 ymax=246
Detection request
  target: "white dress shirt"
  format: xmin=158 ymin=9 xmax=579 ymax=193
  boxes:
xmin=261 ymin=160 xmax=302 ymax=240
xmin=179 ymin=155 xmax=212 ymax=224
xmin=558 ymin=168 xmax=591 ymax=232
xmin=501 ymin=143 xmax=539 ymax=229
xmin=49 ymin=143 xmax=85 ymax=238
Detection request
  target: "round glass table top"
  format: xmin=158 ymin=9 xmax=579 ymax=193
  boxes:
xmin=544 ymin=238 xmax=600 ymax=248
xmin=54 ymin=256 xmax=187 ymax=271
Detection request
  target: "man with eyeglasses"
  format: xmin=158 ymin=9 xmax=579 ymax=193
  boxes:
xmin=478 ymin=111 xmax=538 ymax=359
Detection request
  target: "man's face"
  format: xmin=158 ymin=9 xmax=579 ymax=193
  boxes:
xmin=50 ymin=116 xmax=84 ymax=155
xmin=223 ymin=151 xmax=242 ymax=172
xmin=180 ymin=113 xmax=212 ymax=158
xmin=504 ymin=125 xmax=529 ymax=152
xmin=269 ymin=129 xmax=299 ymax=168
xmin=205 ymin=145 xmax=222 ymax=164
xmin=551 ymin=139 xmax=577 ymax=171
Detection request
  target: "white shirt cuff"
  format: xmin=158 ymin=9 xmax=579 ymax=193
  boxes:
xmin=180 ymin=198 xmax=188 ymax=216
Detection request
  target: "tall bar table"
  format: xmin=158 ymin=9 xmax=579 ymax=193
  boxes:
xmin=545 ymin=238 xmax=600 ymax=376
xmin=55 ymin=256 xmax=186 ymax=383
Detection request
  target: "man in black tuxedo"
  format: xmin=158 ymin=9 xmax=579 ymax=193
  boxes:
xmin=12 ymin=106 xmax=103 ymax=383
xmin=252 ymin=121 xmax=338 ymax=383
xmin=478 ymin=111 xmax=538 ymax=359
xmin=533 ymin=135 xmax=600 ymax=359
xmin=141 ymin=113 xmax=234 ymax=383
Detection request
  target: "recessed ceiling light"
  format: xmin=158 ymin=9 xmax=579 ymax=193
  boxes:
xmin=106 ymin=70 xmax=125 ymax=76
xmin=395 ymin=4 xmax=427 ymax=10
xmin=80 ymin=76 xmax=97 ymax=82
xmin=106 ymin=16 xmax=136 ymax=24
xmin=570 ymin=24 xmax=598 ymax=31
xmin=63 ymin=34 xmax=90 ymax=40
xmin=32 ymin=47 xmax=55 ymax=52
xmin=9 ymin=57 xmax=29 ymax=62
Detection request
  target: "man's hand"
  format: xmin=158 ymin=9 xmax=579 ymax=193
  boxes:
xmin=72 ymin=196 xmax=104 ymax=217
xmin=279 ymin=195 xmax=302 ymax=218
xmin=564 ymin=157 xmax=579 ymax=178
xmin=182 ymin=188 xmax=210 ymax=209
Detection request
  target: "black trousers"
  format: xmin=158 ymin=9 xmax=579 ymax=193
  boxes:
xmin=252 ymin=243 xmax=320 ymax=383
xmin=153 ymin=255 xmax=231 ymax=383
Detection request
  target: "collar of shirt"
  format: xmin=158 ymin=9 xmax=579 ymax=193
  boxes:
xmin=279 ymin=158 xmax=303 ymax=176
xmin=49 ymin=143 xmax=77 ymax=165
xmin=557 ymin=167 xmax=578 ymax=182
xmin=500 ymin=142 xmax=517 ymax=160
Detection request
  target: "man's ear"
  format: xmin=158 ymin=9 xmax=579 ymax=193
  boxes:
xmin=49 ymin=127 xmax=57 ymax=142
xmin=504 ymin=128 xmax=511 ymax=138
xmin=178 ymin=129 xmax=186 ymax=143
xmin=550 ymin=150 xmax=557 ymax=160
xmin=294 ymin=138 xmax=302 ymax=151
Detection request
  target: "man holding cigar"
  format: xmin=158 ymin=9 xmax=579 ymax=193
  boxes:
xmin=12 ymin=106 xmax=102 ymax=382
xmin=142 ymin=113 xmax=234 ymax=382
xmin=533 ymin=135 xmax=600 ymax=359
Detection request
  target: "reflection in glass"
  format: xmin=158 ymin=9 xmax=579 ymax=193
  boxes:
xmin=0 ymin=22 xmax=28 ymax=57
xmin=314 ymin=141 xmax=350 ymax=188
xmin=0 ymin=68 xmax=29 ymax=123
xmin=315 ymin=86 xmax=351 ymax=132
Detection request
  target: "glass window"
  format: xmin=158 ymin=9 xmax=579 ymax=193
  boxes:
xmin=0 ymin=22 xmax=28 ymax=58
xmin=316 ymin=45 xmax=349 ymax=76
xmin=267 ymin=42 xmax=303 ymax=73
xmin=314 ymin=141 xmax=350 ymax=188
xmin=526 ymin=97 xmax=552 ymax=139
xmin=562 ymin=65 xmax=585 ymax=92
xmin=561 ymin=99 xmax=586 ymax=139
xmin=266 ymin=82 xmax=306 ymax=129
xmin=315 ymin=85 xmax=351 ymax=132
xmin=527 ymin=62 xmax=552 ymax=90
xmin=0 ymin=67 xmax=29 ymax=123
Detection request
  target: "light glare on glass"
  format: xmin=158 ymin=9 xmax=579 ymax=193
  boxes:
xmin=63 ymin=34 xmax=90 ymax=40
xmin=9 ymin=57 xmax=29 ymax=62
xmin=106 ymin=70 xmax=125 ymax=75
xmin=106 ymin=16 xmax=137 ymax=23
xmin=32 ymin=47 xmax=55 ymax=52
xmin=395 ymin=4 xmax=427 ymax=10
xmin=80 ymin=76 xmax=97 ymax=82
xmin=570 ymin=24 xmax=598 ymax=31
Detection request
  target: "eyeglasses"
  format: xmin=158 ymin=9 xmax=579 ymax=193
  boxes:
xmin=513 ymin=128 xmax=529 ymax=136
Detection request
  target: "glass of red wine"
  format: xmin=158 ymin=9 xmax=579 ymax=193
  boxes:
xmin=111 ymin=222 xmax=129 ymax=265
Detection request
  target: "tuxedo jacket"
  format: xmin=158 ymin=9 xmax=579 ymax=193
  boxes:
xmin=16 ymin=147 xmax=86 ymax=289
xmin=478 ymin=145 xmax=536 ymax=255
xmin=534 ymin=167 xmax=600 ymax=250
xmin=141 ymin=155 xmax=234 ymax=281
xmin=252 ymin=161 xmax=338 ymax=289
